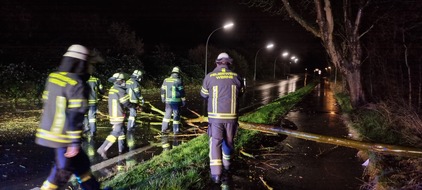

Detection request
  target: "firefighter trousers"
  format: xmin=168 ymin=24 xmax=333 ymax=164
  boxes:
xmin=208 ymin=122 xmax=238 ymax=176
xmin=41 ymin=147 xmax=99 ymax=190
xmin=161 ymin=103 xmax=181 ymax=133
xmin=84 ymin=105 xmax=97 ymax=136
xmin=127 ymin=107 xmax=137 ymax=131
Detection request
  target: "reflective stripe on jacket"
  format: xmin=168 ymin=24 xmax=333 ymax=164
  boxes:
xmin=126 ymin=77 xmax=144 ymax=104
xmin=161 ymin=73 xmax=186 ymax=104
xmin=35 ymin=72 xmax=88 ymax=148
xmin=200 ymin=65 xmax=244 ymax=123
xmin=108 ymin=85 xmax=131 ymax=124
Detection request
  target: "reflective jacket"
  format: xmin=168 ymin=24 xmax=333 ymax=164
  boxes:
xmin=108 ymin=84 xmax=133 ymax=124
xmin=87 ymin=75 xmax=104 ymax=106
xmin=126 ymin=77 xmax=144 ymax=105
xmin=160 ymin=73 xmax=186 ymax=104
xmin=200 ymin=64 xmax=244 ymax=123
xmin=36 ymin=72 xmax=89 ymax=148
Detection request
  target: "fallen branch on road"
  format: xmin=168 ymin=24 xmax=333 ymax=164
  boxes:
xmin=239 ymin=121 xmax=422 ymax=158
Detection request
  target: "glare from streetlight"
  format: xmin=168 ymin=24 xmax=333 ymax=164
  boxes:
xmin=266 ymin=43 xmax=274 ymax=49
xmin=223 ymin=22 xmax=234 ymax=29
xmin=290 ymin=56 xmax=296 ymax=60
xmin=282 ymin=51 xmax=289 ymax=57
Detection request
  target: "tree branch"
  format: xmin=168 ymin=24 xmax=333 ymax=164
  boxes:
xmin=353 ymin=0 xmax=370 ymax=37
xmin=323 ymin=0 xmax=334 ymax=35
xmin=359 ymin=24 xmax=374 ymax=39
xmin=281 ymin=0 xmax=321 ymax=38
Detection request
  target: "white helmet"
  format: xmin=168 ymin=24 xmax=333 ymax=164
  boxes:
xmin=215 ymin=52 xmax=233 ymax=64
xmin=172 ymin=66 xmax=180 ymax=73
xmin=108 ymin=72 xmax=125 ymax=83
xmin=132 ymin=70 xmax=143 ymax=77
xmin=63 ymin=44 xmax=89 ymax=61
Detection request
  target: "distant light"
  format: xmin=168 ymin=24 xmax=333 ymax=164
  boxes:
xmin=223 ymin=22 xmax=234 ymax=29
xmin=266 ymin=43 xmax=274 ymax=49
xmin=290 ymin=56 xmax=296 ymax=60
xmin=282 ymin=51 xmax=289 ymax=57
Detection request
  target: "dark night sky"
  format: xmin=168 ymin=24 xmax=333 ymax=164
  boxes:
xmin=0 ymin=0 xmax=326 ymax=69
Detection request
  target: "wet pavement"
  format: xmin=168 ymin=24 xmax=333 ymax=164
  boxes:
xmin=229 ymin=79 xmax=364 ymax=190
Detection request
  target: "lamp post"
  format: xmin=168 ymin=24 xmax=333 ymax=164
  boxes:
xmin=285 ymin=56 xmax=297 ymax=77
xmin=274 ymin=51 xmax=289 ymax=80
xmin=273 ymin=55 xmax=278 ymax=80
xmin=254 ymin=43 xmax=274 ymax=81
xmin=205 ymin=22 xmax=234 ymax=76
xmin=281 ymin=51 xmax=289 ymax=76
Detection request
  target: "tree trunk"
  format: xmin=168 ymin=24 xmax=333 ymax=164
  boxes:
xmin=344 ymin=68 xmax=365 ymax=106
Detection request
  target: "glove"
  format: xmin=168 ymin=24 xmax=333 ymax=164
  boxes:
xmin=181 ymin=101 xmax=186 ymax=107
xmin=64 ymin=146 xmax=80 ymax=158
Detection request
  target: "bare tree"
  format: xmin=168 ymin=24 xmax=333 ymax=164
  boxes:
xmin=244 ymin=0 xmax=372 ymax=107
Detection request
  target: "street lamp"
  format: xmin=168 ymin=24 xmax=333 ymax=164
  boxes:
xmin=281 ymin=51 xmax=289 ymax=76
xmin=273 ymin=50 xmax=289 ymax=80
xmin=205 ymin=22 xmax=234 ymax=76
xmin=285 ymin=55 xmax=297 ymax=77
xmin=254 ymin=43 xmax=274 ymax=81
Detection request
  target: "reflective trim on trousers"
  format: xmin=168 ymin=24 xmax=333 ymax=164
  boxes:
xmin=209 ymin=122 xmax=238 ymax=175
xmin=162 ymin=103 xmax=181 ymax=132
xmin=127 ymin=107 xmax=137 ymax=129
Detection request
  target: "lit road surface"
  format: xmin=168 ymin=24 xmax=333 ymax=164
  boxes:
xmin=239 ymin=74 xmax=304 ymax=113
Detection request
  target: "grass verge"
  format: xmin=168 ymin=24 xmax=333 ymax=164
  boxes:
xmin=102 ymin=81 xmax=318 ymax=189
xmin=331 ymin=83 xmax=422 ymax=190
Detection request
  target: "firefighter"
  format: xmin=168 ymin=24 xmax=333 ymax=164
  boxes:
xmin=35 ymin=44 xmax=100 ymax=189
xmin=84 ymin=75 xmax=104 ymax=137
xmin=200 ymin=52 xmax=244 ymax=184
xmin=125 ymin=70 xmax=144 ymax=152
xmin=160 ymin=67 xmax=186 ymax=135
xmin=97 ymin=72 xmax=135 ymax=159
xmin=126 ymin=70 xmax=145 ymax=131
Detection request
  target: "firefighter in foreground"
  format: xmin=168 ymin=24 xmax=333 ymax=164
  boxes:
xmin=35 ymin=44 xmax=100 ymax=189
xmin=84 ymin=74 xmax=104 ymax=137
xmin=97 ymin=72 xmax=135 ymax=159
xmin=200 ymin=52 xmax=244 ymax=184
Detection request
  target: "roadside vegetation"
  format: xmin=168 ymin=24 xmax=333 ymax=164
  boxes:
xmin=102 ymin=81 xmax=317 ymax=189
xmin=331 ymin=82 xmax=422 ymax=190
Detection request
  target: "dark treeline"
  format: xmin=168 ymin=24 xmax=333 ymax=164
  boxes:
xmin=362 ymin=1 xmax=422 ymax=112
